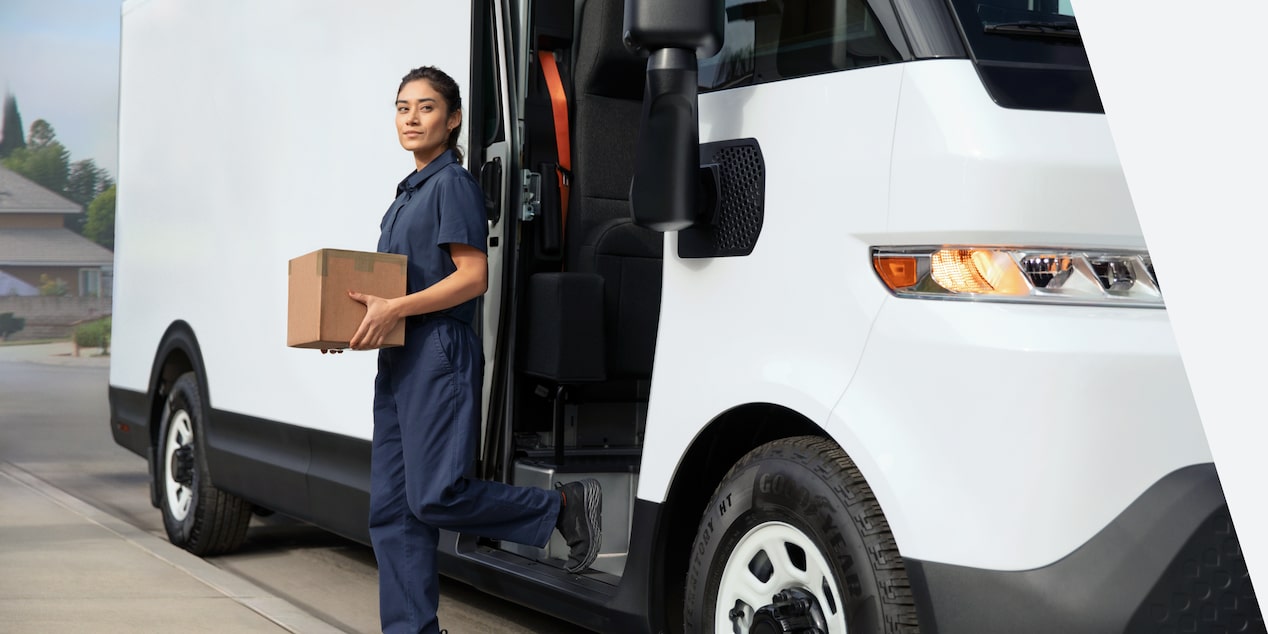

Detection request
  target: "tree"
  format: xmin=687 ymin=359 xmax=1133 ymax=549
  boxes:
xmin=66 ymin=160 xmax=114 ymax=233
xmin=1 ymin=120 xmax=71 ymax=198
xmin=84 ymin=184 xmax=116 ymax=250
xmin=67 ymin=159 xmax=114 ymax=208
xmin=27 ymin=119 xmax=56 ymax=148
xmin=0 ymin=94 xmax=24 ymax=158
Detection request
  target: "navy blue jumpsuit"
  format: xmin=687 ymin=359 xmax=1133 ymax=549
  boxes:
xmin=369 ymin=149 xmax=561 ymax=634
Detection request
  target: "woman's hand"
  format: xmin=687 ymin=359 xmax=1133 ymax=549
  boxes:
xmin=348 ymin=291 xmax=402 ymax=350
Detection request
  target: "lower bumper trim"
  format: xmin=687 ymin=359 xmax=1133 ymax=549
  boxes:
xmin=907 ymin=463 xmax=1263 ymax=633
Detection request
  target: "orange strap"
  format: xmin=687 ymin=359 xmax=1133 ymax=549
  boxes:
xmin=537 ymin=50 xmax=571 ymax=234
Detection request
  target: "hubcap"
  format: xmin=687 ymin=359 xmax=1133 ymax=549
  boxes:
xmin=716 ymin=521 xmax=846 ymax=634
xmin=163 ymin=410 xmax=194 ymax=521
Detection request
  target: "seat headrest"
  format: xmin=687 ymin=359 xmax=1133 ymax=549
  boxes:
xmin=576 ymin=0 xmax=647 ymax=100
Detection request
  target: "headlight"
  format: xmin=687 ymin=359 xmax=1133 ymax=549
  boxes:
xmin=872 ymin=247 xmax=1163 ymax=307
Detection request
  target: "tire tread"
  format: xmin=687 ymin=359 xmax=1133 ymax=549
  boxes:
xmin=692 ymin=435 xmax=921 ymax=634
xmin=161 ymin=373 xmax=252 ymax=556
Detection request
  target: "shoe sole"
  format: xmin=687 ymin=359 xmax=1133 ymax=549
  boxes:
xmin=571 ymin=479 xmax=602 ymax=572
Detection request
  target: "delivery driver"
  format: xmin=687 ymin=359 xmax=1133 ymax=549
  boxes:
xmin=335 ymin=66 xmax=602 ymax=634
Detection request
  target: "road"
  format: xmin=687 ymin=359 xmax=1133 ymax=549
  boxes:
xmin=0 ymin=342 xmax=593 ymax=634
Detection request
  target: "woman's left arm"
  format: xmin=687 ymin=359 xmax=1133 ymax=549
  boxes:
xmin=347 ymin=243 xmax=487 ymax=350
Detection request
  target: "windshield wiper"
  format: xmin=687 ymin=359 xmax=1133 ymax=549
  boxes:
xmin=984 ymin=20 xmax=1081 ymax=41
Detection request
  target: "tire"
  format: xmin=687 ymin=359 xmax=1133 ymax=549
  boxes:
xmin=685 ymin=436 xmax=919 ymax=634
xmin=157 ymin=372 xmax=251 ymax=555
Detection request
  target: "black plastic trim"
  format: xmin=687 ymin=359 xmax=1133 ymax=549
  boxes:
xmin=203 ymin=410 xmax=373 ymax=545
xmin=108 ymin=386 xmax=150 ymax=456
xmin=907 ymin=463 xmax=1263 ymax=633
xmin=975 ymin=60 xmax=1103 ymax=114
xmin=679 ymin=138 xmax=765 ymax=259
xmin=307 ymin=426 xmax=373 ymax=543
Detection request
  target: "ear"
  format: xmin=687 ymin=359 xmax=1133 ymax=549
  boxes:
xmin=448 ymin=109 xmax=462 ymax=131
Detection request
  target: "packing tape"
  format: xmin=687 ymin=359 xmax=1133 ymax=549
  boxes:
xmin=315 ymin=250 xmax=407 ymax=276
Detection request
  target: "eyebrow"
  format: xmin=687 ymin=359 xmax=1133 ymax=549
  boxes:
xmin=395 ymin=97 xmax=439 ymax=105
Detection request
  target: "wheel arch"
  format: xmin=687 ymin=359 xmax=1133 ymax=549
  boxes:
xmin=145 ymin=321 xmax=211 ymax=499
xmin=654 ymin=403 xmax=829 ymax=634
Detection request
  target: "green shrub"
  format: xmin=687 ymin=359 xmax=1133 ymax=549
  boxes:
xmin=38 ymin=274 xmax=68 ymax=297
xmin=0 ymin=312 xmax=24 ymax=340
xmin=74 ymin=316 xmax=111 ymax=353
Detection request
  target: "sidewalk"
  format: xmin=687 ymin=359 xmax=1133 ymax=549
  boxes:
xmin=0 ymin=340 xmax=111 ymax=368
xmin=0 ymin=462 xmax=344 ymax=634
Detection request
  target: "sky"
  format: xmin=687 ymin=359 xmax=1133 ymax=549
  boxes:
xmin=0 ymin=0 xmax=121 ymax=177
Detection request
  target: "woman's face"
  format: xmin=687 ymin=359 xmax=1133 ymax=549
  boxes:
xmin=395 ymin=79 xmax=460 ymax=160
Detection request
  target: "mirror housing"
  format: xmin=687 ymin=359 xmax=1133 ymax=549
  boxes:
xmin=623 ymin=0 xmax=724 ymax=59
xmin=624 ymin=0 xmax=724 ymax=233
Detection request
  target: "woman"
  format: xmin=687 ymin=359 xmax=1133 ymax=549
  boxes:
xmin=347 ymin=66 xmax=601 ymax=634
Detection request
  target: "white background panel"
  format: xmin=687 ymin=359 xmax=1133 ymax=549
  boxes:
xmin=1075 ymin=0 xmax=1267 ymax=586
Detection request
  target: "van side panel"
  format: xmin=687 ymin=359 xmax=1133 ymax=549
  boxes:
xmin=640 ymin=65 xmax=906 ymax=502
xmin=113 ymin=0 xmax=475 ymax=440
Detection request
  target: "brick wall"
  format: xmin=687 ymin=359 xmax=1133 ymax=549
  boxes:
xmin=0 ymin=296 xmax=112 ymax=340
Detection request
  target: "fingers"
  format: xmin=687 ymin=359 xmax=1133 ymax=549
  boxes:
xmin=349 ymin=315 xmax=381 ymax=350
xmin=348 ymin=293 xmax=396 ymax=350
xmin=320 ymin=348 xmax=343 ymax=354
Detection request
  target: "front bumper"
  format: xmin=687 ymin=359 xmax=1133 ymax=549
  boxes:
xmin=907 ymin=463 xmax=1263 ymax=633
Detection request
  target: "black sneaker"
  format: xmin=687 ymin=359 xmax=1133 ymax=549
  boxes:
xmin=555 ymin=479 xmax=602 ymax=572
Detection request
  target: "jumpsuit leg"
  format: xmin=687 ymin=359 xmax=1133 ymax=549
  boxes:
xmin=369 ymin=348 xmax=442 ymax=634
xmin=370 ymin=319 xmax=563 ymax=634
xmin=396 ymin=318 xmax=560 ymax=543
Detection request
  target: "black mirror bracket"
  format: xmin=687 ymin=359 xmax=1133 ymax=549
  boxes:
xmin=697 ymin=163 xmax=722 ymax=226
xmin=624 ymin=0 xmax=725 ymax=233
xmin=629 ymin=49 xmax=700 ymax=232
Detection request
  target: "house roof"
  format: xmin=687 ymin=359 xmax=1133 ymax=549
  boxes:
xmin=0 ymin=270 xmax=38 ymax=296
xmin=0 ymin=165 xmax=81 ymax=215
xmin=0 ymin=228 xmax=114 ymax=267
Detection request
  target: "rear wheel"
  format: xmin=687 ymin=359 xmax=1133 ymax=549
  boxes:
xmin=685 ymin=436 xmax=919 ymax=634
xmin=157 ymin=372 xmax=251 ymax=555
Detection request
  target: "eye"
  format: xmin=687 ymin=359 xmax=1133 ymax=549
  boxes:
xmin=397 ymin=106 xmax=407 ymax=113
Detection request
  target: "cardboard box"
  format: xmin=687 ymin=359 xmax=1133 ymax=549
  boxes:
xmin=287 ymin=248 xmax=407 ymax=349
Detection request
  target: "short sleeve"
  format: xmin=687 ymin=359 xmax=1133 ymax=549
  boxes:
xmin=435 ymin=168 xmax=489 ymax=254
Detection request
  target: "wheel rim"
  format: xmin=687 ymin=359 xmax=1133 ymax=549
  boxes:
xmin=715 ymin=520 xmax=846 ymax=634
xmin=163 ymin=410 xmax=194 ymax=521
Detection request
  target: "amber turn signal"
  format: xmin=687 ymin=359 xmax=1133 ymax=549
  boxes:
xmin=874 ymin=256 xmax=918 ymax=289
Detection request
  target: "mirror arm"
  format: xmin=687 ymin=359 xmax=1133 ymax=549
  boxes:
xmin=629 ymin=48 xmax=700 ymax=232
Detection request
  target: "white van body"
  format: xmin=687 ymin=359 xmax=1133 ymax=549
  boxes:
xmin=111 ymin=0 xmax=1256 ymax=632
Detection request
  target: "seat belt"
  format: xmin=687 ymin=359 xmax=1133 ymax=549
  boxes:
xmin=537 ymin=49 xmax=571 ymax=238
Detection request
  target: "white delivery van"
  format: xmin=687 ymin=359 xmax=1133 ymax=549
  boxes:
xmin=110 ymin=0 xmax=1262 ymax=632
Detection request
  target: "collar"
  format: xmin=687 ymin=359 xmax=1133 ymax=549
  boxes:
xmin=396 ymin=149 xmax=459 ymax=196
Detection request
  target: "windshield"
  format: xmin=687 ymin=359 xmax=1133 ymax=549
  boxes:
xmin=946 ymin=0 xmax=1089 ymax=67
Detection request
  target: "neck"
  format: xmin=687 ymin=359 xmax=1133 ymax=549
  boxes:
xmin=413 ymin=146 xmax=448 ymax=171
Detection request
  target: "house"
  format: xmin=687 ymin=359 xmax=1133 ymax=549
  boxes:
xmin=0 ymin=165 xmax=113 ymax=297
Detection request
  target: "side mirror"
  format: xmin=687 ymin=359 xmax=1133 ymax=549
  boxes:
xmin=623 ymin=0 xmax=724 ymax=59
xmin=624 ymin=0 xmax=724 ymax=232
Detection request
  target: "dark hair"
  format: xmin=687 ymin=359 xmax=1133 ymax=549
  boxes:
xmin=398 ymin=66 xmax=464 ymax=162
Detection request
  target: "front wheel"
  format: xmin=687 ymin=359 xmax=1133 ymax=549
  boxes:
xmin=157 ymin=372 xmax=251 ymax=555
xmin=685 ymin=436 xmax=919 ymax=634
